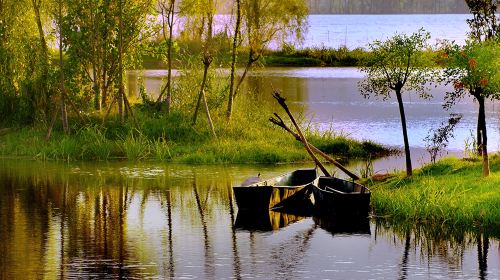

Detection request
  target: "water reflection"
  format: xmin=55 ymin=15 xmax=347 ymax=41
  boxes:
xmin=0 ymin=160 xmax=499 ymax=279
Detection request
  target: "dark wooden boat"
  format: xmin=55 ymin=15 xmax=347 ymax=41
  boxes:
xmin=233 ymin=168 xmax=318 ymax=211
xmin=312 ymin=176 xmax=371 ymax=216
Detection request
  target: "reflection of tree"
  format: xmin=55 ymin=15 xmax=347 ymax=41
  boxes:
xmin=227 ymin=183 xmax=242 ymax=280
xmin=193 ymin=181 xmax=214 ymax=279
xmin=398 ymin=232 xmax=411 ymax=280
xmin=373 ymin=219 xmax=498 ymax=278
xmin=477 ymin=234 xmax=489 ymax=280
xmin=163 ymin=190 xmax=175 ymax=279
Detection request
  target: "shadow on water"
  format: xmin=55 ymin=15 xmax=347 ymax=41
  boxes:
xmin=0 ymin=160 xmax=499 ymax=279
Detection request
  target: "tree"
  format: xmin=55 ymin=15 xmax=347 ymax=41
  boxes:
xmin=63 ymin=0 xmax=153 ymax=113
xmin=441 ymin=40 xmax=499 ymax=176
xmin=359 ymin=29 xmax=432 ymax=177
xmin=226 ymin=0 xmax=308 ymax=119
xmin=156 ymin=0 xmax=176 ymax=114
xmin=57 ymin=0 xmax=69 ymax=133
xmin=226 ymin=0 xmax=241 ymax=120
xmin=464 ymin=0 xmax=498 ymax=42
xmin=1 ymin=0 xmax=52 ymax=124
xmin=182 ymin=0 xmax=217 ymax=138
xmin=31 ymin=0 xmax=53 ymax=120
xmin=463 ymin=0 xmax=498 ymax=152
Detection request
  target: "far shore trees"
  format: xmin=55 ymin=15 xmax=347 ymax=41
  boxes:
xmin=359 ymin=29 xmax=432 ymax=177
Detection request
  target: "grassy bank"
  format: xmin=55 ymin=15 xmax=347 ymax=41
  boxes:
xmin=0 ymin=106 xmax=390 ymax=164
xmin=263 ymin=46 xmax=372 ymax=67
xmin=369 ymin=154 xmax=500 ymax=235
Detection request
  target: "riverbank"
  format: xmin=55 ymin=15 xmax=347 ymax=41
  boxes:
xmin=0 ymin=107 xmax=391 ymax=164
xmin=369 ymin=154 xmax=500 ymax=235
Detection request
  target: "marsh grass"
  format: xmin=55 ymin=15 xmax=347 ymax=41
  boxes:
xmin=369 ymin=154 xmax=500 ymax=234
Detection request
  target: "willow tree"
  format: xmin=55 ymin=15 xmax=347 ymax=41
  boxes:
xmin=226 ymin=0 xmax=308 ymax=119
xmin=359 ymin=29 xmax=432 ymax=177
xmin=182 ymin=0 xmax=217 ymax=138
xmin=1 ymin=0 xmax=49 ymax=124
xmin=442 ymin=40 xmax=499 ymax=177
xmin=64 ymin=0 xmax=153 ymax=113
xmin=156 ymin=0 xmax=176 ymax=114
xmin=31 ymin=0 xmax=53 ymax=119
xmin=226 ymin=0 xmax=241 ymax=120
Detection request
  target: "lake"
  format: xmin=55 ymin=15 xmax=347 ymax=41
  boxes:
xmin=1 ymin=160 xmax=499 ymax=279
xmin=301 ymin=14 xmax=471 ymax=49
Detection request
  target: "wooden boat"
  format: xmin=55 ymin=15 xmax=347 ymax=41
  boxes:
xmin=312 ymin=176 xmax=371 ymax=216
xmin=233 ymin=168 xmax=318 ymax=211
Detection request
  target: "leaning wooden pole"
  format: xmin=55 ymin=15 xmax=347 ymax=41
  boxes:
xmin=272 ymin=91 xmax=330 ymax=177
xmin=270 ymin=113 xmax=360 ymax=180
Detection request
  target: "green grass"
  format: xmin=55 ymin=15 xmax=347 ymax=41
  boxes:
xmin=0 ymin=104 xmax=390 ymax=164
xmin=369 ymin=154 xmax=500 ymax=235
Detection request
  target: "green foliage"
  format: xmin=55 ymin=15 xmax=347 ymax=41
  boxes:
xmin=359 ymin=29 xmax=434 ymax=99
xmin=369 ymin=154 xmax=500 ymax=233
xmin=120 ymin=131 xmax=151 ymax=160
xmin=442 ymin=39 xmax=500 ymax=107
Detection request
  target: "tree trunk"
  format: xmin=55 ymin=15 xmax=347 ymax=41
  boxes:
xmin=202 ymin=89 xmax=217 ymax=138
xmin=165 ymin=0 xmax=175 ymax=114
xmin=226 ymin=0 xmax=241 ymax=120
xmin=477 ymin=96 xmax=489 ymax=176
xmin=395 ymin=88 xmax=412 ymax=177
xmin=59 ymin=0 xmax=69 ymax=134
xmin=118 ymin=0 xmax=124 ymax=122
xmin=476 ymin=108 xmax=483 ymax=155
xmin=92 ymin=66 xmax=101 ymax=111
xmin=193 ymin=62 xmax=210 ymax=125
xmin=32 ymin=0 xmax=50 ymax=119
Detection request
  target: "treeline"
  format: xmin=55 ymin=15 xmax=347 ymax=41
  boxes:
xmin=308 ymin=0 xmax=470 ymax=14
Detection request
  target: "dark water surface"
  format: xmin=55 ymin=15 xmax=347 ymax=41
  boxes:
xmin=1 ymin=160 xmax=498 ymax=279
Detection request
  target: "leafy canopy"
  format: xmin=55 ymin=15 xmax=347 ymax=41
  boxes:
xmin=359 ymin=29 xmax=433 ymax=99
xmin=441 ymin=39 xmax=500 ymax=107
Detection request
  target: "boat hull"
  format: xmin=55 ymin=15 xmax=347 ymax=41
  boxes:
xmin=312 ymin=176 xmax=371 ymax=216
xmin=233 ymin=168 xmax=318 ymax=211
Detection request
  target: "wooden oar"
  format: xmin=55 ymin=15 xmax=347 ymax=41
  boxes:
xmin=270 ymin=109 xmax=360 ymax=181
xmin=272 ymin=91 xmax=331 ymax=177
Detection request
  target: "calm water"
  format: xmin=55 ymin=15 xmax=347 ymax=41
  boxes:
xmin=1 ymin=160 xmax=499 ymax=279
xmin=302 ymin=14 xmax=470 ymax=49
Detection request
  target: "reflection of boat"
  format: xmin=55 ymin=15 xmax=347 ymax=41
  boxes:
xmin=234 ymin=210 xmax=305 ymax=231
xmin=312 ymin=176 xmax=371 ymax=216
xmin=233 ymin=168 xmax=318 ymax=211
xmin=313 ymin=215 xmax=370 ymax=235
